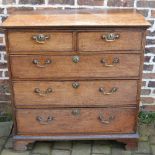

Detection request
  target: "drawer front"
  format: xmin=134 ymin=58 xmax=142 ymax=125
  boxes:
xmin=78 ymin=31 xmax=142 ymax=51
xmin=8 ymin=31 xmax=73 ymax=52
xmin=10 ymin=54 xmax=140 ymax=79
xmin=13 ymin=80 xmax=137 ymax=107
xmin=16 ymin=107 xmax=136 ymax=134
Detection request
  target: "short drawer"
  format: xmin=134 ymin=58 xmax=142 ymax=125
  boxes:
xmin=10 ymin=54 xmax=140 ymax=79
xmin=8 ymin=31 xmax=73 ymax=52
xmin=13 ymin=80 xmax=137 ymax=107
xmin=16 ymin=107 xmax=137 ymax=134
xmin=78 ymin=31 xmax=142 ymax=51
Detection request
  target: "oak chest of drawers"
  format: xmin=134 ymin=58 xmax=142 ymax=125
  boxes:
xmin=2 ymin=9 xmax=150 ymax=151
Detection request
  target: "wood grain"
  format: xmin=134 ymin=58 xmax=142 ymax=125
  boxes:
xmin=1 ymin=9 xmax=150 ymax=28
xmin=8 ymin=31 xmax=73 ymax=52
xmin=16 ymin=107 xmax=136 ymax=134
xmin=78 ymin=31 xmax=142 ymax=51
xmin=10 ymin=54 xmax=141 ymax=79
xmin=13 ymin=80 xmax=138 ymax=107
xmin=2 ymin=9 xmax=149 ymax=151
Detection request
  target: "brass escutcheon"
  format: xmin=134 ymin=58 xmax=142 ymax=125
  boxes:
xmin=72 ymin=56 xmax=80 ymax=63
xmin=36 ymin=116 xmax=54 ymax=125
xmin=98 ymin=112 xmax=115 ymax=124
xmin=32 ymin=58 xmax=52 ymax=68
xmin=101 ymin=57 xmax=119 ymax=67
xmin=99 ymin=87 xmax=118 ymax=95
xmin=102 ymin=33 xmax=120 ymax=42
xmin=72 ymin=109 xmax=80 ymax=116
xmin=34 ymin=88 xmax=53 ymax=96
xmin=32 ymin=34 xmax=50 ymax=44
xmin=72 ymin=82 xmax=80 ymax=89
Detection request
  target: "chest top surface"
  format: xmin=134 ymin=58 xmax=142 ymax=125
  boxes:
xmin=1 ymin=9 xmax=150 ymax=28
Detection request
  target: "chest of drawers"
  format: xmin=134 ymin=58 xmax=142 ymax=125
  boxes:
xmin=2 ymin=9 xmax=150 ymax=151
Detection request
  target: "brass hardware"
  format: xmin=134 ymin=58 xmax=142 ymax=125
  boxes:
xmin=34 ymin=88 xmax=53 ymax=96
xmin=32 ymin=34 xmax=50 ymax=44
xmin=98 ymin=113 xmax=115 ymax=124
xmin=72 ymin=109 xmax=80 ymax=116
xmin=72 ymin=82 xmax=80 ymax=89
xmin=36 ymin=116 xmax=54 ymax=125
xmin=72 ymin=56 xmax=80 ymax=63
xmin=101 ymin=57 xmax=119 ymax=67
xmin=99 ymin=87 xmax=118 ymax=95
xmin=102 ymin=33 xmax=120 ymax=42
xmin=32 ymin=59 xmax=52 ymax=68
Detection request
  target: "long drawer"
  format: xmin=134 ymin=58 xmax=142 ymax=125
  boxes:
xmin=13 ymin=80 xmax=137 ymax=107
xmin=16 ymin=107 xmax=137 ymax=134
xmin=10 ymin=54 xmax=140 ymax=79
xmin=8 ymin=31 xmax=73 ymax=52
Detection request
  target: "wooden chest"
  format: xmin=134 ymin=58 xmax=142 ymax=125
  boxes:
xmin=1 ymin=9 xmax=150 ymax=151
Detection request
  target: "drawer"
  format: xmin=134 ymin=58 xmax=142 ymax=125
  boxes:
xmin=8 ymin=31 xmax=73 ymax=52
xmin=13 ymin=80 xmax=137 ymax=107
xmin=78 ymin=31 xmax=142 ymax=51
xmin=16 ymin=107 xmax=137 ymax=134
xmin=10 ymin=54 xmax=140 ymax=79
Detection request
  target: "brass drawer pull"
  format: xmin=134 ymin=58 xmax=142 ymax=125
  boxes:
xmin=72 ymin=82 xmax=80 ymax=89
xmin=102 ymin=33 xmax=120 ymax=42
xmin=72 ymin=109 xmax=80 ymax=116
xmin=34 ymin=88 xmax=53 ymax=96
xmin=101 ymin=57 xmax=119 ymax=67
xmin=32 ymin=59 xmax=52 ymax=68
xmin=99 ymin=87 xmax=118 ymax=95
xmin=98 ymin=113 xmax=115 ymax=124
xmin=72 ymin=56 xmax=80 ymax=63
xmin=32 ymin=34 xmax=50 ymax=44
xmin=36 ymin=116 xmax=54 ymax=125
